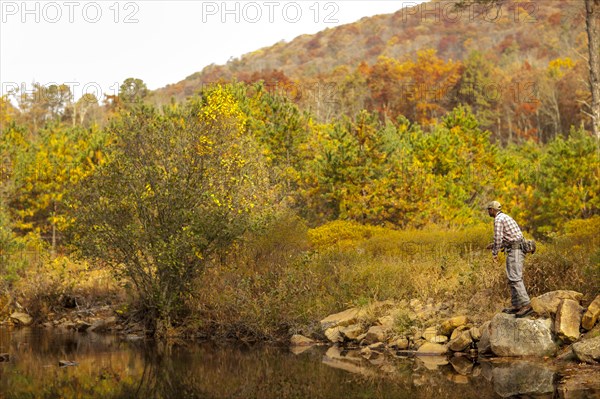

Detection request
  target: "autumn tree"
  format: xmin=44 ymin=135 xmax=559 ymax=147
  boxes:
xmin=7 ymin=123 xmax=105 ymax=254
xmin=0 ymin=96 xmax=17 ymax=131
xmin=64 ymin=93 xmax=104 ymax=127
xmin=301 ymin=106 xmax=499 ymax=227
xmin=15 ymin=83 xmax=73 ymax=134
xmin=585 ymin=0 xmax=600 ymax=138
xmin=234 ymin=82 xmax=309 ymax=205
xmin=408 ymin=106 xmax=499 ymax=225
xmin=455 ymin=51 xmax=499 ymax=130
xmin=533 ymin=128 xmax=600 ymax=234
xmin=0 ymin=115 xmax=24 ymax=272
xmin=454 ymin=0 xmax=600 ymax=138
xmin=119 ymin=78 xmax=149 ymax=106
xmin=366 ymin=56 xmax=406 ymax=120
xmin=405 ymin=49 xmax=462 ymax=126
xmin=366 ymin=50 xmax=461 ymax=126
xmin=336 ymin=63 xmax=372 ymax=120
xmin=537 ymin=58 xmax=577 ymax=140
xmin=68 ymin=85 xmax=277 ymax=337
xmin=363 ymin=116 xmax=433 ymax=227
xmin=300 ymin=110 xmax=391 ymax=224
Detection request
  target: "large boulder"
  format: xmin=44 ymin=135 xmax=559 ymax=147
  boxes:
xmin=340 ymin=324 xmax=364 ymax=341
xmin=554 ymin=299 xmax=583 ymax=343
xmin=422 ymin=326 xmax=438 ymax=341
xmin=448 ymin=330 xmax=473 ymax=352
xmin=290 ymin=334 xmax=315 ymax=346
xmin=477 ymin=321 xmax=492 ymax=354
xmin=489 ymin=313 xmax=557 ymax=357
xmin=324 ymin=327 xmax=343 ymax=343
xmin=530 ymin=290 xmax=583 ymax=316
xmin=572 ymin=336 xmax=600 ymax=364
xmin=377 ymin=315 xmax=395 ymax=329
xmin=450 ymin=325 xmax=470 ymax=340
xmin=416 ymin=342 xmax=448 ymax=355
xmin=582 ymin=294 xmax=600 ymax=331
xmin=469 ymin=326 xmax=482 ymax=341
xmin=431 ymin=335 xmax=449 ymax=344
xmin=421 ymin=326 xmax=448 ymax=344
xmin=10 ymin=312 xmax=33 ymax=326
xmin=389 ymin=337 xmax=409 ymax=349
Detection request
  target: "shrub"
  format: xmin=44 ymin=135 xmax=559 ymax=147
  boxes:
xmin=525 ymin=216 xmax=600 ymax=298
xmin=11 ymin=253 xmax=123 ymax=321
xmin=68 ymin=86 xmax=278 ymax=337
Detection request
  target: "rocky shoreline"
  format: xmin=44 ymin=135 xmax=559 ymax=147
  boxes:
xmin=5 ymin=304 xmax=145 ymax=340
xmin=4 ymin=290 xmax=600 ymax=362
xmin=285 ymin=290 xmax=600 ymax=397
xmin=291 ymin=290 xmax=600 ymax=364
xmin=4 ymin=290 xmax=600 ymax=361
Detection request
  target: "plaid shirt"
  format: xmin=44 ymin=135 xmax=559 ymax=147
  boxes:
xmin=492 ymin=212 xmax=524 ymax=256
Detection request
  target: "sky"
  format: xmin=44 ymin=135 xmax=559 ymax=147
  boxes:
xmin=1 ymin=0 xmax=424 ymax=102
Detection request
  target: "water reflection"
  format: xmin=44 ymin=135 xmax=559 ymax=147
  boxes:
xmin=488 ymin=359 xmax=555 ymax=397
xmin=0 ymin=328 xmax=598 ymax=399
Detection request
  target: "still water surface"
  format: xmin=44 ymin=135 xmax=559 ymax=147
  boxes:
xmin=0 ymin=328 xmax=598 ymax=398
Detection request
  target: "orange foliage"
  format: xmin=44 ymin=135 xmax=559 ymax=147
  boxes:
xmin=366 ymin=50 xmax=461 ymax=125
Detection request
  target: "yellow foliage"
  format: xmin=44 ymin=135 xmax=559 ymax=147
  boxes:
xmin=307 ymin=220 xmax=386 ymax=250
xmin=548 ymin=57 xmax=575 ymax=79
xmin=562 ymin=216 xmax=600 ymax=240
xmin=0 ymin=95 xmax=15 ymax=129
xmin=200 ymin=85 xmax=247 ymax=133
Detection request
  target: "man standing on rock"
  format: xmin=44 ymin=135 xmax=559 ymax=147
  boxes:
xmin=486 ymin=201 xmax=533 ymax=318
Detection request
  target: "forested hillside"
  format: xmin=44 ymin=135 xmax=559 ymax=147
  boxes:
xmin=155 ymin=0 xmax=592 ymax=143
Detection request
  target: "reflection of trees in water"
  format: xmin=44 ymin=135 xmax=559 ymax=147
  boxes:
xmin=0 ymin=328 xmax=147 ymax=398
xmin=125 ymin=343 xmax=215 ymax=399
xmin=7 ymin=327 xmax=121 ymax=356
xmin=116 ymin=343 xmax=427 ymax=399
xmin=1 ymin=330 xmax=598 ymax=398
xmin=126 ymin=344 xmax=498 ymax=399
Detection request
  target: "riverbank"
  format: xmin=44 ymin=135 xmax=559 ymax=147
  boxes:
xmin=1 ymin=219 xmax=598 ymax=343
xmin=3 ymin=283 xmax=600 ymax=397
xmin=0 ymin=293 xmax=600 ymax=399
xmin=1 ymin=327 xmax=597 ymax=399
xmin=4 ymin=289 xmax=600 ymax=364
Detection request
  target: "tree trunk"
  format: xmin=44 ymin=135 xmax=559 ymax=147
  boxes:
xmin=585 ymin=0 xmax=600 ymax=138
xmin=154 ymin=314 xmax=171 ymax=340
xmin=51 ymin=202 xmax=57 ymax=259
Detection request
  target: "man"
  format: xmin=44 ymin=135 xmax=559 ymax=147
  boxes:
xmin=486 ymin=201 xmax=533 ymax=318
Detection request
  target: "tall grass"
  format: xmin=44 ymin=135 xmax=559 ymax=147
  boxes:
xmin=188 ymin=216 xmax=599 ymax=340
xmin=525 ymin=217 xmax=600 ymax=300
xmin=3 ymin=215 xmax=598 ymax=340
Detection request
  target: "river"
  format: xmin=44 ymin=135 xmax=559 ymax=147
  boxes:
xmin=0 ymin=328 xmax=599 ymax=398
